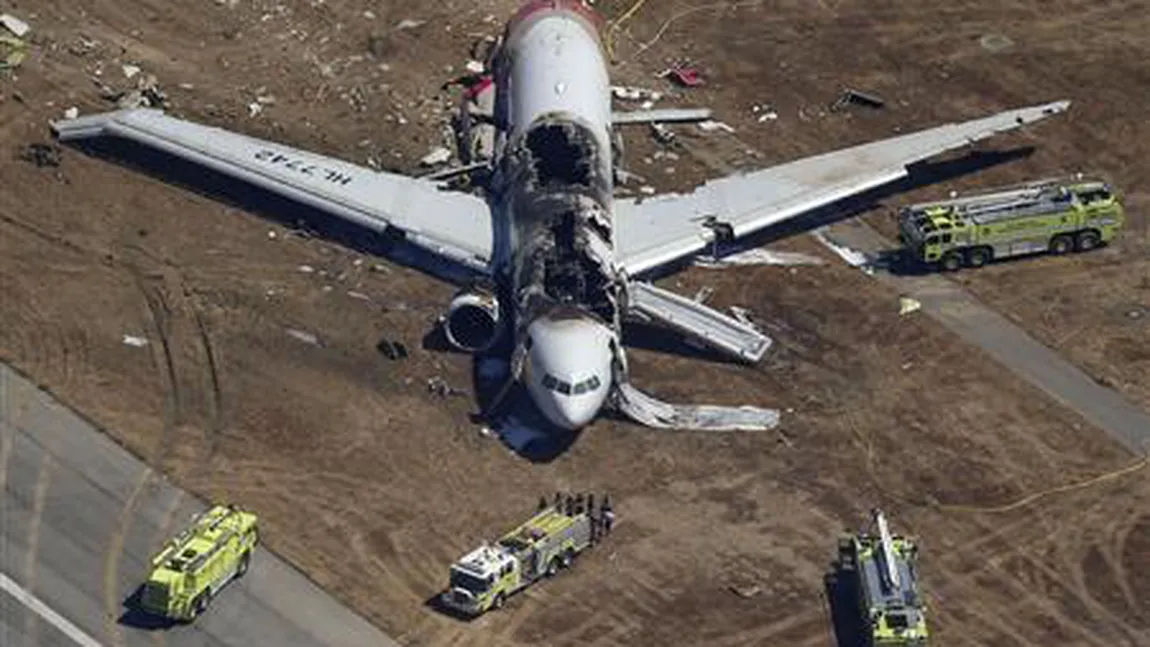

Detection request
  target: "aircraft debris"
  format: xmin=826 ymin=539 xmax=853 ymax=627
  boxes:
xmin=752 ymin=104 xmax=779 ymax=122
xmin=464 ymin=59 xmax=485 ymax=74
xmin=347 ymin=291 xmax=370 ymax=301
xmin=63 ymin=107 xmax=79 ymax=120
xmin=831 ymin=88 xmax=885 ymax=111
xmin=612 ymin=108 xmax=712 ymax=125
xmin=639 ymin=186 xmax=656 ymax=195
xmin=267 ymin=230 xmax=278 ymax=239
xmin=649 ymin=122 xmax=675 ymax=144
xmin=248 ymin=101 xmax=263 ymax=117
xmin=428 ymin=376 xmax=467 ymax=398
xmin=979 ymin=33 xmax=1015 ymax=53
xmin=285 ymin=328 xmax=320 ymax=346
xmin=899 ymin=296 xmax=922 ymax=316
xmin=728 ymin=583 xmax=763 ymax=599
xmin=377 ymin=339 xmax=408 ymax=360
xmin=694 ymin=248 xmax=825 ymax=268
xmin=121 ymin=64 xmax=141 ymax=79
xmin=0 ymin=13 xmax=30 ymax=38
xmin=812 ymin=228 xmax=874 ymax=274
xmin=658 ymin=61 xmax=704 ymax=88
xmin=692 ymin=286 xmax=714 ymax=304
xmin=697 ymin=119 xmax=735 ymax=134
xmin=109 ymin=74 xmax=168 ymax=110
xmin=121 ymin=334 xmax=149 ymax=348
xmin=297 ymin=264 xmax=315 ymax=273
xmin=611 ymin=85 xmax=663 ymax=103
xmin=615 ymin=383 xmax=780 ymax=431
xmin=420 ymin=146 xmax=452 ymax=166
xmin=394 ymin=19 xmax=426 ymax=31
xmin=19 ymin=143 xmax=61 ymax=168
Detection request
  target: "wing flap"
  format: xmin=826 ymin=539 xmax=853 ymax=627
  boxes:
xmin=51 ymin=109 xmax=495 ymax=273
xmin=615 ymin=100 xmax=1070 ymax=276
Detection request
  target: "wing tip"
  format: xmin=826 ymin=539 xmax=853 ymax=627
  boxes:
xmin=49 ymin=107 xmax=162 ymax=141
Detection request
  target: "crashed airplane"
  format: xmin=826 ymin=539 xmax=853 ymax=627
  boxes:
xmin=50 ymin=0 xmax=1069 ymax=433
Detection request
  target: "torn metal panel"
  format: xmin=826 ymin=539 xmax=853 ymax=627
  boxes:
xmin=611 ymin=108 xmax=713 ymax=125
xmin=625 ymin=281 xmax=772 ymax=363
xmin=614 ymin=382 xmax=779 ymax=431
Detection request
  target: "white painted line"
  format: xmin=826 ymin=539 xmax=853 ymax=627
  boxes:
xmin=0 ymin=572 xmax=107 ymax=647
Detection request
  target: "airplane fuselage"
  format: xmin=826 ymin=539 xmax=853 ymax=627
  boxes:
xmin=489 ymin=1 xmax=622 ymax=430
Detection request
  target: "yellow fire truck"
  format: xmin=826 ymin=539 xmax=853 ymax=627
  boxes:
xmin=837 ymin=509 xmax=929 ymax=646
xmin=141 ymin=504 xmax=259 ymax=622
xmin=441 ymin=493 xmax=613 ymax=616
xmin=897 ymin=176 xmax=1125 ymax=271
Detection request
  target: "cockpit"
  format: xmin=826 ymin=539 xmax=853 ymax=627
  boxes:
xmin=523 ymin=313 xmax=614 ymax=430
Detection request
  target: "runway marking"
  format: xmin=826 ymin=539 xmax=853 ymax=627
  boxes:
xmin=23 ymin=452 xmax=55 ymax=645
xmin=1 ymin=572 xmax=108 ymax=647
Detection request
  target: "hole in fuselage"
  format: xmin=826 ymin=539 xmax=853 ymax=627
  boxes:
xmin=526 ymin=124 xmax=593 ymax=188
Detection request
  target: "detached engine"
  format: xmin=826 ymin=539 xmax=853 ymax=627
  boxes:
xmin=442 ymin=285 xmax=501 ymax=352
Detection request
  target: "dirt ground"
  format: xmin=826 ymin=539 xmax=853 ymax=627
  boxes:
xmin=2 ymin=0 xmax=1149 ymax=645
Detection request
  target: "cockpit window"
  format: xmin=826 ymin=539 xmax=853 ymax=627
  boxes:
xmin=543 ymin=373 xmax=603 ymax=396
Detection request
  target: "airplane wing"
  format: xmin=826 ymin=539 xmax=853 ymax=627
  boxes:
xmin=50 ymin=108 xmax=495 ymax=275
xmin=613 ymin=100 xmax=1070 ymax=276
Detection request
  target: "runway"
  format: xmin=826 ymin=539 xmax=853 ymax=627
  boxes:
xmin=0 ymin=363 xmax=401 ymax=647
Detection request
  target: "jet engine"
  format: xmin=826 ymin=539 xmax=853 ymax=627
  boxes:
xmin=442 ymin=286 xmax=501 ymax=352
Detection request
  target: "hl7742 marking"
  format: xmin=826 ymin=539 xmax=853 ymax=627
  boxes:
xmin=254 ymin=149 xmax=354 ymax=186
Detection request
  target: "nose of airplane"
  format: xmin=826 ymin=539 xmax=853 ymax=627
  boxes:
xmin=542 ymin=389 xmax=605 ymax=430
xmin=524 ymin=313 xmax=615 ymax=431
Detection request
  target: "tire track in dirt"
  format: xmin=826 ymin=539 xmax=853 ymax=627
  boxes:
xmin=101 ymin=275 xmax=180 ymax=647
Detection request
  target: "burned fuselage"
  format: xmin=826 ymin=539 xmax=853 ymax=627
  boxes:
xmin=479 ymin=1 xmax=623 ymax=429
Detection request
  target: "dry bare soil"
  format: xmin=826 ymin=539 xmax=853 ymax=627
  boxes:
xmin=2 ymin=1 xmax=1148 ymax=645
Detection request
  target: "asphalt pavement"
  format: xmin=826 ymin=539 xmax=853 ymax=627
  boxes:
xmin=0 ymin=363 xmax=401 ymax=647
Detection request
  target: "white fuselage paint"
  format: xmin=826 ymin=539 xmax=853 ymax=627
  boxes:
xmin=494 ymin=3 xmax=619 ymax=431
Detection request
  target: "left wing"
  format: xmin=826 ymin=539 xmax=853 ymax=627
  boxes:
xmin=51 ymin=108 xmax=495 ymax=274
xmin=613 ymin=100 xmax=1070 ymax=276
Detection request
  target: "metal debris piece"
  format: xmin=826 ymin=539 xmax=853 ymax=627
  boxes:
xmin=0 ymin=13 xmax=30 ymax=38
xmin=464 ymin=59 xmax=485 ymax=74
xmin=378 ymin=339 xmax=408 ymax=360
xmin=394 ymin=18 xmax=425 ymax=31
xmin=899 ymin=296 xmax=922 ymax=316
xmin=18 ymin=143 xmax=61 ymax=168
xmin=693 ymin=286 xmax=714 ymax=304
xmin=697 ymin=120 xmax=735 ymax=134
xmin=121 ymin=334 xmax=149 ymax=348
xmin=831 ymin=88 xmax=885 ymax=111
xmin=63 ymin=107 xmax=79 ymax=120
xmin=728 ymin=584 xmax=762 ymax=599
xmin=286 ymin=328 xmax=320 ymax=346
xmin=122 ymin=64 xmax=141 ymax=79
xmin=420 ymin=146 xmax=452 ymax=166
xmin=611 ymin=85 xmax=662 ymax=103
xmin=649 ymin=122 xmax=675 ymax=144
xmin=612 ymin=108 xmax=712 ymax=125
xmin=979 ymin=33 xmax=1015 ymax=53
xmin=427 ymin=376 xmax=466 ymax=398
xmin=297 ymin=264 xmax=315 ymax=273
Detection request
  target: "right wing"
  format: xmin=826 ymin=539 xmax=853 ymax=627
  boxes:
xmin=51 ymin=108 xmax=495 ymax=275
xmin=613 ymin=100 xmax=1070 ymax=276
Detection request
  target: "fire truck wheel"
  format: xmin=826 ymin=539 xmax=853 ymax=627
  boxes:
xmin=237 ymin=552 xmax=251 ymax=577
xmin=193 ymin=594 xmax=209 ymax=618
xmin=967 ymin=247 xmax=991 ymax=268
xmin=1075 ymin=230 xmax=1100 ymax=252
xmin=940 ymin=252 xmax=962 ymax=272
xmin=561 ymin=549 xmax=574 ymax=568
xmin=493 ymin=593 xmax=505 ymax=610
xmin=547 ymin=558 xmax=560 ymax=577
xmin=1049 ymin=234 xmax=1073 ymax=255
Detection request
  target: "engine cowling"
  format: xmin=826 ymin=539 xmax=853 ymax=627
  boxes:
xmin=442 ymin=286 xmax=501 ymax=352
